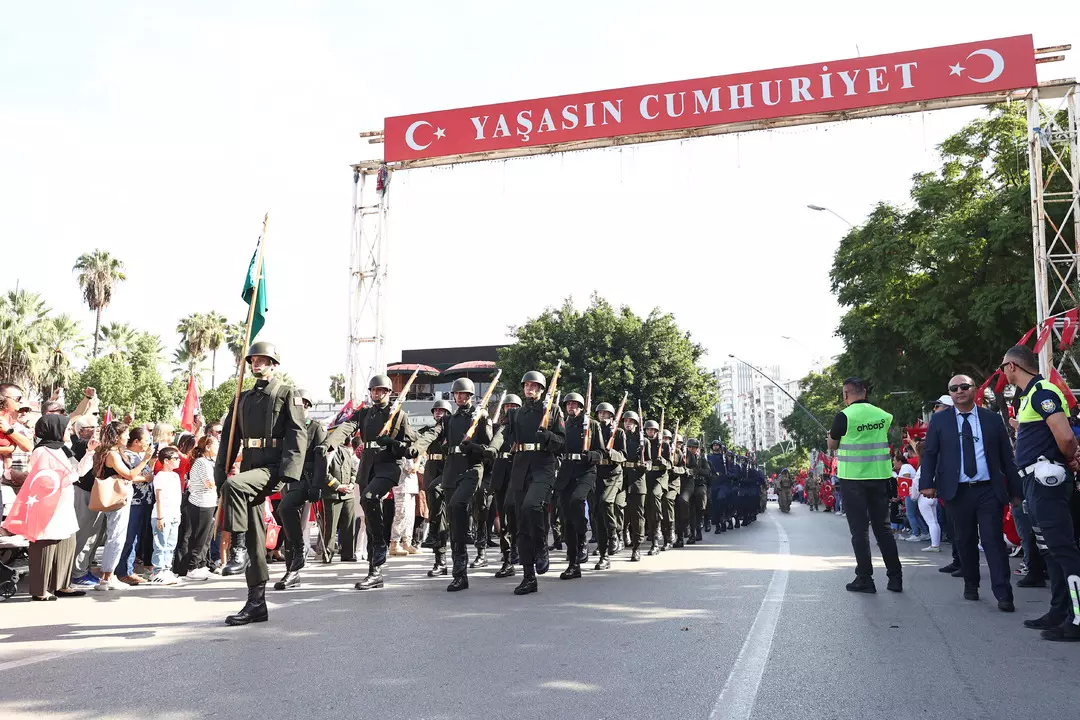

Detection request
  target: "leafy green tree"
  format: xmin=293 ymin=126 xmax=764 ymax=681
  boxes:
xmin=71 ymin=355 xmax=134 ymax=416
xmin=498 ymin=295 xmax=718 ymax=428
xmin=700 ymin=413 xmax=732 ymax=447
xmin=225 ymin=321 xmax=247 ymax=368
xmin=73 ymin=249 xmax=126 ymax=358
xmin=202 ymin=311 xmax=228 ymax=388
xmin=329 ymin=373 xmax=345 ymax=403
xmin=781 ymin=365 xmax=843 ymax=451
xmin=128 ymin=332 xmax=173 ymax=423
xmin=201 ymin=375 xmax=257 ymax=423
xmin=98 ymin=321 xmax=138 ymax=357
xmin=0 ymin=289 xmax=49 ymax=389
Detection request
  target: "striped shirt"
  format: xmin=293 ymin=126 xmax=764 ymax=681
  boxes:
xmin=186 ymin=457 xmax=218 ymax=508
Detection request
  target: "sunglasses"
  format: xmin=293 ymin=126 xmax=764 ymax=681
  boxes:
xmin=948 ymin=383 xmax=974 ymax=393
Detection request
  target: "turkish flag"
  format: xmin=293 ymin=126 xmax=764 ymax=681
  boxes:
xmin=1 ymin=449 xmax=72 ymax=541
xmin=897 ymin=477 xmax=912 ymax=499
xmin=1059 ymin=309 xmax=1079 ymax=350
xmin=1049 ymin=368 xmax=1078 ymax=410
xmin=102 ymin=406 xmax=113 ymax=426
xmin=1033 ymin=320 xmax=1054 ymax=353
xmin=179 ymin=374 xmax=200 ymax=432
xmin=1018 ymin=326 xmax=1036 ymax=346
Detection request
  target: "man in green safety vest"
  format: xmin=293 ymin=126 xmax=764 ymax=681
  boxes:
xmin=826 ymin=376 xmax=903 ymax=594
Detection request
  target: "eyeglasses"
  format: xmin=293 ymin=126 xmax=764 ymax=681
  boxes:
xmin=948 ymin=383 xmax=974 ymax=393
xmin=998 ymin=361 xmax=1013 ymax=372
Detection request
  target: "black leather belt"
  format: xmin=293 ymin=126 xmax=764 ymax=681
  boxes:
xmin=598 ymin=459 xmax=614 ymax=466
xmin=427 ymin=453 xmax=444 ymax=460
xmin=243 ymin=438 xmax=279 ymax=449
xmin=516 ymin=443 xmax=541 ymax=452
xmin=958 ymin=480 xmax=992 ymax=487
xmin=562 ymin=453 xmax=585 ymax=461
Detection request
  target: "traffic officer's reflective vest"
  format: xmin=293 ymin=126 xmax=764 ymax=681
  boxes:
xmin=1017 ymin=378 xmax=1071 ymax=424
xmin=836 ymin=402 xmax=893 ymax=480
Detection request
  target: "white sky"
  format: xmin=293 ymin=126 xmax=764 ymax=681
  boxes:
xmin=4 ymin=1 xmax=1078 ymax=401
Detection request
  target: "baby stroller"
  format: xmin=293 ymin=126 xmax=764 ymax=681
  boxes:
xmin=0 ymin=484 xmax=30 ymax=598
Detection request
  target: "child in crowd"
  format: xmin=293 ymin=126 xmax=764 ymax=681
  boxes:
xmin=151 ymin=447 xmax=183 ymax=585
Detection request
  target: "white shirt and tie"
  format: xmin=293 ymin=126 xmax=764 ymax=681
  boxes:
xmin=955 ymin=407 xmax=990 ymax=482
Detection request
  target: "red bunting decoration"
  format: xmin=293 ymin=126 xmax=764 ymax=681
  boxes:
xmin=1049 ymin=367 xmax=1078 ymax=410
xmin=1033 ymin=320 xmax=1054 ymax=353
xmin=1018 ymin=326 xmax=1036 ymax=346
xmin=1059 ymin=308 xmax=1079 ymax=350
xmin=976 ymin=371 xmax=999 ymax=408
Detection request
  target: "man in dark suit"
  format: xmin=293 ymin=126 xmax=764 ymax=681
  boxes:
xmin=920 ymin=374 xmax=1023 ymax=612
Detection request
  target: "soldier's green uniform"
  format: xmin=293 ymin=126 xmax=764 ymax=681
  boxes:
xmin=554 ymin=392 xmax=604 ymax=579
xmin=216 ymin=342 xmax=307 ymax=626
xmin=322 ymin=374 xmax=417 ymax=590
xmin=676 ymin=439 xmax=711 ymax=545
xmin=644 ymin=422 xmax=672 ymax=556
xmin=592 ymin=403 xmax=626 ymax=569
xmin=319 ymin=439 xmax=358 ymax=562
xmin=663 ymin=432 xmax=683 ymax=548
xmin=421 ymin=401 xmax=450 ymax=576
xmin=275 ymin=391 xmax=327 ymax=589
xmin=778 ymin=469 xmax=794 ymax=513
xmin=490 ymin=395 xmax=521 ymax=578
xmin=621 ymin=411 xmax=651 ymax=562
xmin=805 ymin=474 xmax=820 ymax=510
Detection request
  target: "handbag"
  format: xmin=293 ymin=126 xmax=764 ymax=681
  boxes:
xmin=89 ymin=476 xmax=129 ymax=513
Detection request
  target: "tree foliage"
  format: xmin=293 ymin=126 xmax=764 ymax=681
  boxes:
xmin=700 ymin=413 xmax=732 ymax=447
xmin=329 ymin=373 xmax=345 ymax=403
xmin=498 ymin=295 xmax=718 ymax=434
xmin=781 ymin=365 xmax=843 ymax=451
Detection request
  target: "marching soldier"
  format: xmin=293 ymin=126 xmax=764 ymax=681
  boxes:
xmin=677 ymin=438 xmax=711 ymax=545
xmin=422 ymin=400 xmax=450 ymax=575
xmin=778 ymin=468 xmax=794 ymax=513
xmin=663 ymin=431 xmax=683 ymax=550
xmin=216 ymin=341 xmax=307 ymax=626
xmin=592 ymin=402 xmax=627 ymax=570
xmin=644 ymin=420 xmax=671 ymax=556
xmin=707 ymin=442 xmax=730 ymax=534
xmin=274 ymin=388 xmax=327 ymax=590
xmin=555 ymin=392 xmax=604 ymax=579
xmin=321 ymin=374 xmax=418 ymax=591
xmin=413 ymin=378 xmax=495 ymax=592
xmin=319 ymin=435 xmax=359 ymax=564
xmin=732 ymin=456 xmax=749 ymax=528
xmin=805 ymin=472 xmax=821 ymax=511
xmin=621 ymin=410 xmax=651 ymax=562
xmin=490 ymin=394 xmax=521 ymax=578
xmin=502 ymin=370 xmax=565 ymax=595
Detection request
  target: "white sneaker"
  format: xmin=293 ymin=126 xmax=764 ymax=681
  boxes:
xmin=150 ymin=571 xmax=178 ymax=586
xmin=95 ymin=576 xmax=127 ymax=591
xmin=904 ymin=535 xmax=920 ymax=542
xmin=922 ymin=545 xmax=941 ymax=552
xmin=186 ymin=567 xmax=211 ymax=581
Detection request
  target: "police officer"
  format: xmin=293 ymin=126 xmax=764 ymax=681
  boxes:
xmin=318 ymin=435 xmax=358 ymax=563
xmin=620 ymin=410 xmax=650 ymax=561
xmin=778 ymin=468 xmax=793 ymax=513
xmin=414 ymin=378 xmax=494 ymax=591
xmin=216 ymin=342 xmax=307 ymax=626
xmin=554 ymin=392 xmax=603 ymax=579
xmin=421 ymin=400 xmax=450 ymax=575
xmin=490 ymin=394 xmax=521 ymax=578
xmin=805 ymin=472 xmax=820 ymax=511
xmin=663 ymin=431 xmax=683 ymax=549
xmin=1000 ymin=345 xmax=1080 ymax=641
xmin=644 ymin=420 xmax=671 ymax=555
xmin=677 ymin=438 xmax=710 ymax=545
xmin=322 ymin=374 xmax=417 ymax=591
xmin=592 ymin=402 xmax=626 ymax=570
xmin=500 ymin=370 xmax=565 ymax=595
xmin=827 ymin=376 xmax=902 ymax=593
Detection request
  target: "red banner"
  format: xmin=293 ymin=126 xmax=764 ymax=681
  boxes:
xmin=385 ymin=35 xmax=1036 ymax=163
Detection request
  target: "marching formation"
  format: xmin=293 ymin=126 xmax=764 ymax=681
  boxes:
xmin=215 ymin=344 xmax=769 ymax=625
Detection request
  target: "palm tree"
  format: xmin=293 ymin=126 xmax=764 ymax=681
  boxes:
xmin=0 ymin=289 xmax=50 ymax=388
xmin=38 ymin=314 xmax=87 ymax=399
xmin=176 ymin=313 xmax=210 ymax=365
xmin=98 ymin=321 xmax=138 ymax=357
xmin=202 ymin=311 xmax=228 ymax=388
xmin=225 ymin=320 xmax=248 ymax=371
xmin=172 ymin=345 xmax=203 ymax=379
xmin=329 ymin=373 xmax=345 ymax=403
xmin=73 ymin=250 xmax=127 ymax=358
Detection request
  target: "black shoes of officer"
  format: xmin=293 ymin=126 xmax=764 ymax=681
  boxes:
xmin=695 ymin=529 xmax=703 ymax=542
xmin=560 ymin=564 xmax=581 ymax=580
xmin=673 ymin=538 xmax=685 ymax=548
xmin=998 ymin=600 xmax=1016 ymax=612
xmin=469 ymin=550 xmax=488 ymax=568
xmin=703 ymin=522 xmax=712 ymax=532
xmin=494 ymin=561 xmax=516 ymax=578
xmin=576 ymin=547 xmax=589 ymax=565
xmin=447 ymin=575 xmax=469 ymax=592
xmin=1041 ymin=622 xmax=1080 ymax=642
xmin=535 ymin=550 xmax=550 ymax=575
xmin=594 ymin=556 xmax=610 ymax=571
xmin=273 ymin=570 xmax=300 ymax=591
xmin=938 ymin=562 xmax=960 ymax=574
xmin=686 ymin=535 xmax=696 ymax=546
xmin=1024 ymin=612 xmax=1066 ymax=629
xmin=608 ymin=540 xmax=619 ymax=557
xmin=514 ymin=568 xmax=538 ymax=595
xmin=630 ymin=548 xmax=641 ymax=562
xmin=950 ymin=568 xmax=964 ymax=578
xmin=886 ymin=577 xmax=902 ymax=593
xmin=428 ymin=560 xmax=448 ymax=577
xmin=355 ymin=567 xmax=384 ymax=591
xmin=714 ymin=526 xmax=723 ymax=535
xmin=221 ymin=536 xmax=250 ymax=577
xmin=845 ymin=577 xmax=876 ymax=593
xmin=225 ymin=583 xmax=268 ymax=626
xmin=1017 ymin=574 xmax=1047 ymax=588
xmin=549 ymin=541 xmax=563 ymax=551
xmin=963 ymin=587 xmax=980 ymax=601
xmin=647 ymin=543 xmax=660 ymax=556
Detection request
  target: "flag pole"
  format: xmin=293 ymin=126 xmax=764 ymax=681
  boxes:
xmin=220 ymin=213 xmax=269 ymax=562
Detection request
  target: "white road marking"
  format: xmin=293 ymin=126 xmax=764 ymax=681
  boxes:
xmin=709 ymin=515 xmax=790 ymax=720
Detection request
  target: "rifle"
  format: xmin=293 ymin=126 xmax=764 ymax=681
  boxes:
xmin=540 ymin=361 xmax=563 ymax=430
xmin=671 ymin=418 xmax=680 ymax=467
xmin=462 ymin=369 xmax=503 ymax=442
xmin=378 ymin=367 xmax=420 ymax=437
xmin=637 ymin=400 xmax=646 ymax=461
xmin=582 ymin=373 xmax=594 ymax=452
xmin=658 ymin=407 xmax=666 ymax=463
xmin=490 ymin=389 xmax=509 ymax=425
xmin=606 ymin=391 xmax=628 ymax=450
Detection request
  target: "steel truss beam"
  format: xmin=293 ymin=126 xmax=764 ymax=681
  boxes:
xmin=347 ymin=162 xmax=391 ymax=402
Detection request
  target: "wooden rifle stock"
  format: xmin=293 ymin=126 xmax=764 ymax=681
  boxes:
xmin=490 ymin=389 xmax=509 ymax=425
xmin=379 ymin=367 xmax=420 ymax=437
xmin=582 ymin=373 xmax=594 ymax=452
xmin=463 ymin=369 xmax=503 ymax=442
xmin=607 ymin=391 xmax=628 ymax=450
xmin=539 ymin=361 xmax=563 ymax=430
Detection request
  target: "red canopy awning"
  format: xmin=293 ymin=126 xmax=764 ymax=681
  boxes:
xmin=443 ymin=360 xmax=498 ymax=374
xmin=386 ymin=363 xmax=440 ymax=376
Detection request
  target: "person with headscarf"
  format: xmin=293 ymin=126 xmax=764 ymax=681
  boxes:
xmin=10 ymin=415 xmax=97 ymax=600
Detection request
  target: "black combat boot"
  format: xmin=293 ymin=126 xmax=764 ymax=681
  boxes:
xmin=695 ymin=527 xmax=703 ymax=542
xmin=469 ymin=547 xmax=488 ymax=568
xmin=447 ymin=566 xmax=469 ymax=592
xmin=428 ymin=549 xmax=448 ymax=577
xmin=549 ymin=540 xmax=563 ymax=551
xmin=560 ymin=563 xmax=581 ymax=580
xmin=714 ymin=524 xmax=723 ymax=535
xmin=608 ymin=539 xmax=619 ymax=557
xmin=370 ymin=543 xmax=388 ymax=569
xmin=536 ymin=548 xmax=551 ymax=575
xmin=225 ymin=583 xmax=268 ymax=626
xmin=494 ymin=551 xmax=516 ymax=578
xmin=576 ymin=546 xmax=589 ymax=565
xmin=355 ymin=563 xmax=384 ymax=591
xmin=514 ymin=565 xmax=538 ymax=595
xmin=647 ymin=541 xmax=660 ymax=556
xmin=273 ymin=569 xmax=300 ymax=591
xmin=674 ymin=535 xmax=686 ymax=548
xmin=510 ymin=545 xmax=520 ymax=565
xmin=630 ymin=547 xmax=641 ymax=562
xmin=221 ymin=532 xmax=249 ymax=576
xmin=703 ymin=521 xmax=712 ymax=532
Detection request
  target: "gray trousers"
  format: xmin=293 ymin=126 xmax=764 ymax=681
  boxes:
xmin=70 ymin=486 xmax=104 ymax=581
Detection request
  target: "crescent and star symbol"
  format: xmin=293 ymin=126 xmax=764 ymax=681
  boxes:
xmin=405 ymin=120 xmax=447 ymax=151
xmin=949 ymin=48 xmax=1005 ymax=83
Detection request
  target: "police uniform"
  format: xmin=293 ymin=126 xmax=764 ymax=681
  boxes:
xmin=554 ymin=394 xmax=604 ymax=578
xmin=322 ymin=374 xmax=417 ymax=590
xmin=621 ymin=413 xmax=651 ymax=561
xmin=663 ymin=435 xmax=683 ymax=548
xmin=216 ymin=342 xmax=307 ymax=626
xmin=1014 ymin=374 xmax=1080 ymax=639
xmin=645 ymin=424 xmax=672 ymax=555
xmin=319 ymin=441 xmax=359 ymax=563
xmin=592 ymin=405 xmax=627 ymax=569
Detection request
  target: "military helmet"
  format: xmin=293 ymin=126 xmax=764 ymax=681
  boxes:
xmin=521 ymin=370 xmax=546 ymax=389
xmin=595 ymin=402 xmax=615 ymax=415
xmin=245 ymin=341 xmax=280 ymax=365
xmin=644 ymin=420 xmax=659 ymax=430
xmin=451 ymin=377 xmax=475 ymax=395
xmin=431 ymin=399 xmax=452 ymax=414
xmin=563 ymin=392 xmax=585 ymax=407
xmin=712 ymin=439 xmax=723 ymax=448
xmin=687 ymin=438 xmax=700 ymax=448
xmin=502 ymin=394 xmax=522 ymax=407
xmin=623 ymin=410 xmax=640 ymax=423
xmin=295 ymin=388 xmax=313 ymax=407
xmin=368 ymin=374 xmax=392 ymax=391
xmin=662 ymin=429 xmax=672 ymax=439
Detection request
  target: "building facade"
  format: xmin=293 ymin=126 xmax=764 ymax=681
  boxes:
xmin=717 ymin=360 xmax=795 ymax=452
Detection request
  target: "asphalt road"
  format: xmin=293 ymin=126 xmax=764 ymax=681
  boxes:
xmin=1 ymin=503 xmax=1076 ymax=720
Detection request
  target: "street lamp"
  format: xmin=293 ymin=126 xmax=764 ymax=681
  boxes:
xmin=728 ymin=353 xmax=828 ymax=433
xmin=807 ymin=204 xmax=855 ymax=228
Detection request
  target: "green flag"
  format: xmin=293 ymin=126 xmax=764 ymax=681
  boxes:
xmin=241 ymin=239 xmax=267 ymax=344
